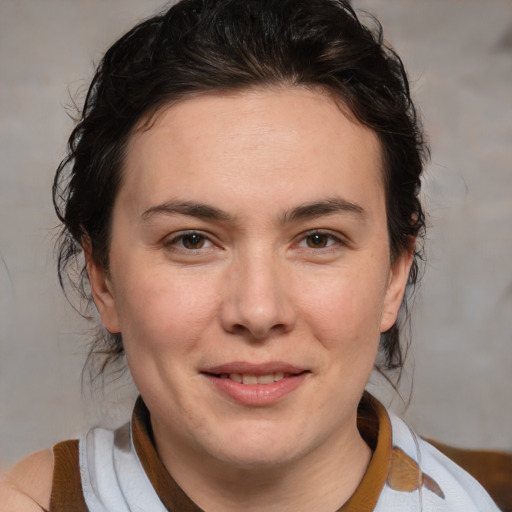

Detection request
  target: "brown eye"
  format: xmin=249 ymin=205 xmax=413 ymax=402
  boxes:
xmin=181 ymin=233 xmax=206 ymax=249
xmin=306 ymin=233 xmax=330 ymax=248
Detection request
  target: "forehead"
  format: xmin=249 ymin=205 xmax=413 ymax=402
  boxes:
xmin=120 ymin=87 xmax=384 ymax=219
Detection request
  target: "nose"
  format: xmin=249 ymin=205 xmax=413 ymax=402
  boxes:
xmin=220 ymin=248 xmax=296 ymax=341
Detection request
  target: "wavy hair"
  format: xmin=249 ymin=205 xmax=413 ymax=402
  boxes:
xmin=53 ymin=0 xmax=428 ymax=379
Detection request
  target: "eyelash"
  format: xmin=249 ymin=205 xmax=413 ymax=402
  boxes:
xmin=164 ymin=231 xmax=215 ymax=252
xmin=296 ymin=230 xmax=346 ymax=251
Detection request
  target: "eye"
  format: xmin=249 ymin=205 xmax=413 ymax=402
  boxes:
xmin=299 ymin=231 xmax=340 ymax=249
xmin=166 ymin=231 xmax=214 ymax=251
xmin=180 ymin=233 xmax=207 ymax=249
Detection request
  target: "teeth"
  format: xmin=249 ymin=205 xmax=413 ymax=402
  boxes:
xmin=224 ymin=372 xmax=290 ymax=384
xmin=242 ymin=374 xmax=258 ymax=385
xmin=258 ymin=374 xmax=274 ymax=384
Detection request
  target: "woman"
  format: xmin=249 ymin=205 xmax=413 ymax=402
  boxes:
xmin=0 ymin=0 xmax=501 ymax=510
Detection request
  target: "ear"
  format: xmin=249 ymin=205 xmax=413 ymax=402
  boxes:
xmin=83 ymin=237 xmax=121 ymax=334
xmin=380 ymin=246 xmax=414 ymax=333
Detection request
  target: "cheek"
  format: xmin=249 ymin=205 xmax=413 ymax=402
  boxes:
xmin=296 ymin=265 xmax=388 ymax=350
xmin=111 ymin=263 xmax=219 ymax=355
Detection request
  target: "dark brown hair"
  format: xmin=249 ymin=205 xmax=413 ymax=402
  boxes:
xmin=53 ymin=0 xmax=428 ymax=377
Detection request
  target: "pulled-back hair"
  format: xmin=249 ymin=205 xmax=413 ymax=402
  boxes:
xmin=53 ymin=0 xmax=428 ymax=378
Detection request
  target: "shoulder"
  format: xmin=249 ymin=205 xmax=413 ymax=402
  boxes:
xmin=387 ymin=413 xmax=501 ymax=511
xmin=0 ymin=448 xmax=54 ymax=512
xmin=418 ymin=438 xmax=507 ymax=510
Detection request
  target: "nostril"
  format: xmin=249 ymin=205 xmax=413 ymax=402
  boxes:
xmin=228 ymin=322 xmax=289 ymax=341
xmin=219 ymin=280 xmax=296 ymax=340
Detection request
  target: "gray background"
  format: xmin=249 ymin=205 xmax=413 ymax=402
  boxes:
xmin=1 ymin=0 xmax=511 ymax=468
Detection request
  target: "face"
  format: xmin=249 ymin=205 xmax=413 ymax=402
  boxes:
xmin=88 ymin=87 xmax=411 ymax=473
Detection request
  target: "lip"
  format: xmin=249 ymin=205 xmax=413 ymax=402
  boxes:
xmin=202 ymin=361 xmax=309 ymax=406
xmin=203 ymin=361 xmax=307 ymax=375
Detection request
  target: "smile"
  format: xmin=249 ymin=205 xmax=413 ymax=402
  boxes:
xmin=202 ymin=364 xmax=310 ymax=406
xmin=217 ymin=372 xmax=288 ymax=384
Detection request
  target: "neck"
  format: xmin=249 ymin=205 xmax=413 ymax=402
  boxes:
xmin=152 ymin=418 xmax=372 ymax=512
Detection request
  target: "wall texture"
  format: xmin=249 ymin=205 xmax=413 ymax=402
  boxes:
xmin=1 ymin=0 xmax=511 ymax=467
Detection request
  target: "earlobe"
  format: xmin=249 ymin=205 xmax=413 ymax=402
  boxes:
xmin=83 ymin=238 xmax=121 ymax=334
xmin=380 ymin=249 xmax=414 ymax=333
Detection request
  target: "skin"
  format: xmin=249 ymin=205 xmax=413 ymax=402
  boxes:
xmin=0 ymin=86 xmax=412 ymax=511
xmin=89 ymin=87 xmax=412 ymax=511
xmin=0 ymin=449 xmax=53 ymax=511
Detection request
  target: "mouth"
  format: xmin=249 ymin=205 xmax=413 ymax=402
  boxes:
xmin=206 ymin=371 xmax=303 ymax=385
xmin=201 ymin=363 xmax=310 ymax=405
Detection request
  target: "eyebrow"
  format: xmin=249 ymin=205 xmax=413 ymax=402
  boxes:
xmin=141 ymin=200 xmax=235 ymax=223
xmin=282 ymin=197 xmax=366 ymax=223
xmin=140 ymin=197 xmax=365 ymax=224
